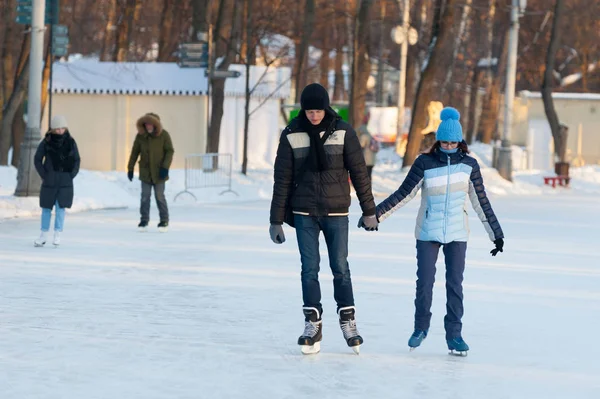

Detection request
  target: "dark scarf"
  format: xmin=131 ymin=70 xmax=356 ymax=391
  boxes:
xmin=46 ymin=132 xmax=75 ymax=172
xmin=299 ymin=111 xmax=337 ymax=172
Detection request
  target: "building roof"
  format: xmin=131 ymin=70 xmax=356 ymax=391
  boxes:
xmin=50 ymin=60 xmax=292 ymax=99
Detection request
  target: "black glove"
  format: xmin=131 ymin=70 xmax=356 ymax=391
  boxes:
xmin=269 ymin=224 xmax=285 ymax=244
xmin=127 ymin=171 xmax=134 ymax=181
xmin=159 ymin=167 xmax=169 ymax=180
xmin=490 ymin=238 xmax=504 ymax=256
xmin=357 ymin=215 xmax=379 ymax=231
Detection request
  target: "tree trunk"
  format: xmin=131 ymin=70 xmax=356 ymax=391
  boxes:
xmin=206 ymin=0 xmax=241 ymax=154
xmin=40 ymin=42 xmax=53 ymax=127
xmin=11 ymin=101 xmax=25 ymax=167
xmin=293 ymin=0 xmax=316 ymax=103
xmin=349 ymin=0 xmax=374 ymax=128
xmin=466 ymin=66 xmax=481 ymax=144
xmin=100 ymin=0 xmax=118 ymax=61
xmin=478 ymin=29 xmax=508 ymax=143
xmin=1 ymin=0 xmax=16 ymax=106
xmin=403 ymin=0 xmax=457 ymax=167
xmin=319 ymin=32 xmax=330 ymax=89
xmin=114 ymin=0 xmax=142 ymax=61
xmin=191 ymin=0 xmax=210 ymax=41
xmin=332 ymin=23 xmax=345 ymax=102
xmin=541 ymin=0 xmax=567 ymax=163
xmin=441 ymin=0 xmax=472 ymax=97
xmin=157 ymin=0 xmax=176 ymax=61
xmin=241 ymin=0 xmax=253 ymax=175
xmin=0 ymin=57 xmax=30 ymax=165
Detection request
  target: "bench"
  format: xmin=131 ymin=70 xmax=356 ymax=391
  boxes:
xmin=543 ymin=176 xmax=570 ymax=188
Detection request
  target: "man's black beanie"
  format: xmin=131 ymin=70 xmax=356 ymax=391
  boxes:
xmin=300 ymin=83 xmax=330 ymax=110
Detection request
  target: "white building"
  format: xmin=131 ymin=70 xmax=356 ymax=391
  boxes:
xmin=44 ymin=60 xmax=291 ymax=172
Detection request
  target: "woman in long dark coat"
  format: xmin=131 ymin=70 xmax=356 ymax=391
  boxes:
xmin=33 ymin=115 xmax=81 ymax=247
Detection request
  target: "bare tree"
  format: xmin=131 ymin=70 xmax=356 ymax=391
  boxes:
xmin=403 ymin=0 xmax=458 ymax=167
xmin=348 ymin=0 xmax=374 ymax=128
xmin=206 ymin=0 xmax=242 ymax=154
xmin=293 ymin=0 xmax=316 ymax=102
xmin=0 ymin=57 xmax=29 ymax=165
xmin=100 ymin=0 xmax=118 ymax=61
xmin=541 ymin=0 xmax=568 ymax=163
xmin=157 ymin=1 xmax=177 ymax=61
xmin=114 ymin=0 xmax=143 ymax=61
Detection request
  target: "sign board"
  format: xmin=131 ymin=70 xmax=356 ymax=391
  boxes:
xmin=16 ymin=0 xmax=60 ymax=25
xmin=178 ymin=42 xmax=209 ymax=68
xmin=205 ymin=70 xmax=241 ymax=79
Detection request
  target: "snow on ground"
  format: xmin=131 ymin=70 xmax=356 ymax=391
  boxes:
xmin=1 ymin=190 xmax=599 ymax=398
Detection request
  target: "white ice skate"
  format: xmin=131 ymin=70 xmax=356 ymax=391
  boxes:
xmin=53 ymin=231 xmax=61 ymax=247
xmin=34 ymin=231 xmax=47 ymax=247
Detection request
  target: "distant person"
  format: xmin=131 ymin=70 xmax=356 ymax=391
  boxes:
xmin=358 ymin=111 xmax=379 ymax=180
xmin=365 ymin=107 xmax=504 ymax=356
xmin=33 ymin=115 xmax=81 ymax=247
xmin=269 ymin=83 xmax=378 ymax=355
xmin=127 ymin=112 xmax=174 ymax=232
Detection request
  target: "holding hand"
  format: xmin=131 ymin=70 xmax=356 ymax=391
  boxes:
xmin=490 ymin=238 xmax=504 ymax=256
xmin=127 ymin=170 xmax=134 ymax=182
xmin=358 ymin=215 xmax=379 ymax=231
xmin=269 ymin=224 xmax=286 ymax=244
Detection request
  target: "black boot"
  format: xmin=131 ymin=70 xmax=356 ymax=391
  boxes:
xmin=298 ymin=307 xmax=322 ymax=355
xmin=338 ymin=306 xmax=363 ymax=354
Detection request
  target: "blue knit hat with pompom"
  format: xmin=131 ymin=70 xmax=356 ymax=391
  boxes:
xmin=435 ymin=107 xmax=463 ymax=142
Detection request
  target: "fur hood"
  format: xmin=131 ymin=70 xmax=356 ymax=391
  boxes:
xmin=136 ymin=113 xmax=163 ymax=135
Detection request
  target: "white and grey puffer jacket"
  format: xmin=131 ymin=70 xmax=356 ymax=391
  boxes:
xmin=376 ymin=149 xmax=503 ymax=244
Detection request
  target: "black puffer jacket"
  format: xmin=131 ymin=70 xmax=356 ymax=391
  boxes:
xmin=34 ymin=131 xmax=81 ymax=209
xmin=270 ymin=111 xmax=376 ymax=224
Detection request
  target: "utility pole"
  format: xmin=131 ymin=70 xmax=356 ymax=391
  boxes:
xmin=395 ymin=0 xmax=410 ymax=154
xmin=496 ymin=0 xmax=524 ymax=181
xmin=15 ymin=0 xmax=46 ymax=197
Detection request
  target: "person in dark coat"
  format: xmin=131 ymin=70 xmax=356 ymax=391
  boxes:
xmin=127 ymin=112 xmax=174 ymax=232
xmin=269 ymin=83 xmax=378 ymax=355
xmin=369 ymin=107 xmax=504 ymax=355
xmin=33 ymin=115 xmax=81 ymax=247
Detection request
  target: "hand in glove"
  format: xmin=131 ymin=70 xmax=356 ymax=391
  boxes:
xmin=127 ymin=171 xmax=134 ymax=182
xmin=490 ymin=238 xmax=504 ymax=256
xmin=159 ymin=167 xmax=169 ymax=180
xmin=357 ymin=215 xmax=379 ymax=231
xmin=269 ymin=224 xmax=286 ymax=244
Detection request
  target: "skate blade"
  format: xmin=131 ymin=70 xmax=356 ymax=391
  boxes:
xmin=158 ymin=227 xmax=168 ymax=233
xmin=300 ymin=342 xmax=320 ymax=355
xmin=409 ymin=346 xmax=417 ymax=352
xmin=138 ymin=227 xmax=148 ymax=233
xmin=34 ymin=242 xmax=45 ymax=247
xmin=351 ymin=345 xmax=360 ymax=355
xmin=449 ymin=349 xmax=468 ymax=357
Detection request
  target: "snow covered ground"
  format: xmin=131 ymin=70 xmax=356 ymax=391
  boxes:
xmin=1 ymin=183 xmax=600 ymax=398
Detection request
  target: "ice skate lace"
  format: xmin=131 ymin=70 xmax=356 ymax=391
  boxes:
xmin=340 ymin=319 xmax=359 ymax=339
xmin=302 ymin=321 xmax=320 ymax=337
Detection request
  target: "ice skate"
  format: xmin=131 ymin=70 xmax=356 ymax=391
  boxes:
xmin=338 ymin=306 xmax=363 ymax=354
xmin=34 ymin=231 xmax=47 ymax=247
xmin=447 ymin=336 xmax=469 ymax=356
xmin=157 ymin=221 xmax=169 ymax=233
xmin=52 ymin=231 xmax=61 ymax=247
xmin=138 ymin=220 xmax=148 ymax=232
xmin=298 ymin=307 xmax=322 ymax=355
xmin=408 ymin=329 xmax=428 ymax=351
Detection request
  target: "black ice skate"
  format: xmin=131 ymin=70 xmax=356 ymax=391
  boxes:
xmin=138 ymin=220 xmax=148 ymax=232
xmin=298 ymin=307 xmax=322 ymax=355
xmin=338 ymin=306 xmax=363 ymax=354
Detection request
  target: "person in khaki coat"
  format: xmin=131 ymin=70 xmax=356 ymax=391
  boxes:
xmin=127 ymin=112 xmax=174 ymax=232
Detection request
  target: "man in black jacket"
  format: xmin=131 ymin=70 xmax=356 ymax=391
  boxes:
xmin=269 ymin=83 xmax=378 ymax=354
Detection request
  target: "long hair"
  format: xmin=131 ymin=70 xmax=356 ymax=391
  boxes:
xmin=424 ymin=140 xmax=470 ymax=155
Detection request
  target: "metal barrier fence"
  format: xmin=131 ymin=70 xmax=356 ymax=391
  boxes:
xmin=174 ymin=153 xmax=238 ymax=201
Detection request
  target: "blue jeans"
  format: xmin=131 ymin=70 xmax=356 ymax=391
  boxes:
xmin=41 ymin=200 xmax=65 ymax=232
xmin=294 ymin=215 xmax=354 ymax=315
xmin=414 ymin=240 xmax=467 ymax=339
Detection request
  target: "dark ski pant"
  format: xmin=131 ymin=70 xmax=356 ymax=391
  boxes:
xmin=414 ymin=240 xmax=467 ymax=340
xmin=295 ymin=215 xmax=354 ymax=316
xmin=141 ymin=181 xmax=169 ymax=223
